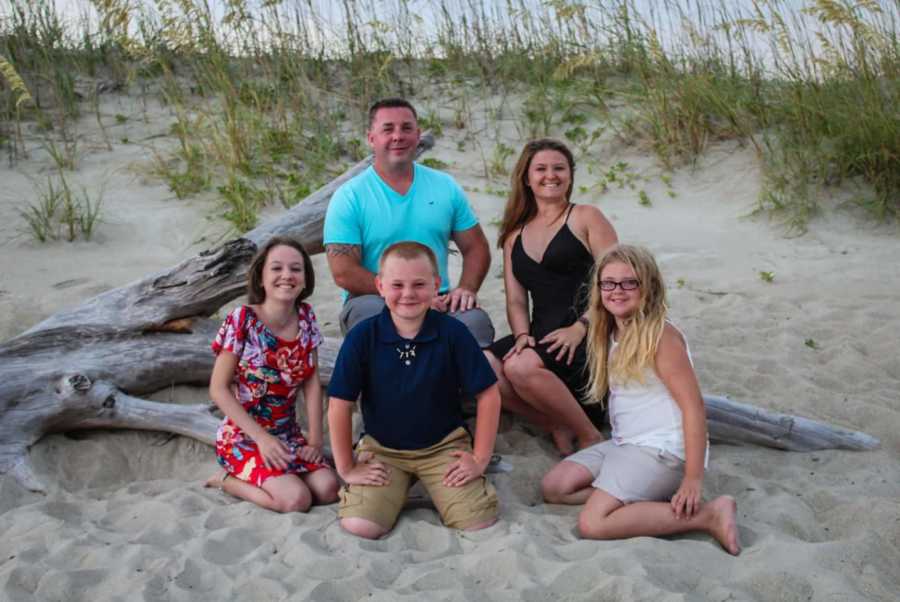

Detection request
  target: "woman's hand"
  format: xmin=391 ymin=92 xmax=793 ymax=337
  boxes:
xmin=540 ymin=323 xmax=586 ymax=365
xmin=443 ymin=450 xmax=489 ymax=487
xmin=256 ymin=433 xmax=294 ymax=471
xmin=503 ymin=333 xmax=535 ymax=360
xmin=671 ymin=476 xmax=703 ymax=519
xmin=298 ymin=444 xmax=324 ymax=464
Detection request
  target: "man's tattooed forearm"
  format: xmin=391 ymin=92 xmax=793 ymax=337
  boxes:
xmin=326 ymin=243 xmax=361 ymax=258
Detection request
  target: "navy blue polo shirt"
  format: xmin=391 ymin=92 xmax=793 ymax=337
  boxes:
xmin=328 ymin=307 xmax=497 ymax=450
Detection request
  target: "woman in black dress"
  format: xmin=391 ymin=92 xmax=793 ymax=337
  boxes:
xmin=486 ymin=139 xmax=618 ymax=455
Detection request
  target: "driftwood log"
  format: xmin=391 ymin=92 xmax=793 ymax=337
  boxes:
xmin=0 ymin=133 xmax=879 ymax=493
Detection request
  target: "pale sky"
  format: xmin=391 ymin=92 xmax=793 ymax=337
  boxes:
xmin=9 ymin=0 xmax=899 ymax=73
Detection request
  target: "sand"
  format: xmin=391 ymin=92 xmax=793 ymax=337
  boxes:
xmin=1 ymin=91 xmax=898 ymax=601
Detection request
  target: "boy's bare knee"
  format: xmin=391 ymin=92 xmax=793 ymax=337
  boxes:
xmin=463 ymin=517 xmax=497 ymax=531
xmin=341 ymin=517 xmax=389 ymax=539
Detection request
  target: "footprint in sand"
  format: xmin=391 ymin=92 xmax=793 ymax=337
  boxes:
xmin=51 ymin=278 xmax=90 ymax=290
xmin=173 ymin=557 xmax=225 ymax=594
xmin=307 ymin=575 xmax=372 ymax=601
xmin=201 ymin=527 xmax=263 ymax=565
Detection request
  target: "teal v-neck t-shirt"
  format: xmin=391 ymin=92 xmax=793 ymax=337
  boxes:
xmin=323 ymin=163 xmax=479 ymax=300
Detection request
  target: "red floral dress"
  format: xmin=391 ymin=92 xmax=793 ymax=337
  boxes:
xmin=212 ymin=303 xmax=329 ymax=486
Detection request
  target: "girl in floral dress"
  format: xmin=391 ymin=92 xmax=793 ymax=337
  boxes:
xmin=205 ymin=237 xmax=339 ymax=512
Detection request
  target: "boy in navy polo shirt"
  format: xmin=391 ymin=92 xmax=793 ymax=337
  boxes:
xmin=327 ymin=241 xmax=501 ymax=539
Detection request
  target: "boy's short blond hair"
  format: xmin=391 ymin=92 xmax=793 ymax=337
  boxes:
xmin=379 ymin=241 xmax=439 ymax=276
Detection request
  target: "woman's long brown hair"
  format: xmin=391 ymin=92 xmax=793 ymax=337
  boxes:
xmin=496 ymin=139 xmax=575 ymax=249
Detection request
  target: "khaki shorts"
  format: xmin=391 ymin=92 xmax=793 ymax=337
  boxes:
xmin=338 ymin=427 xmax=498 ymax=530
xmin=566 ymin=440 xmax=684 ymax=503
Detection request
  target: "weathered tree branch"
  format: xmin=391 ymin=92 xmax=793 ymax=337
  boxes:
xmin=704 ymin=394 xmax=878 ymax=451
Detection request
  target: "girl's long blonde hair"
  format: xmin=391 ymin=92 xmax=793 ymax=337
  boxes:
xmin=584 ymin=245 xmax=668 ymax=406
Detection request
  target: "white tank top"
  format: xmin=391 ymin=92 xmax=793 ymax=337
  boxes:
xmin=607 ymin=325 xmax=708 ymax=465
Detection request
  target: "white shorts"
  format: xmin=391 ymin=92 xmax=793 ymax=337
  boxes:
xmin=566 ymin=440 xmax=684 ymax=503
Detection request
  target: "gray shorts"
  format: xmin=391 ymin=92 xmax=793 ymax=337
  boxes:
xmin=566 ymin=440 xmax=684 ymax=503
xmin=339 ymin=294 xmax=495 ymax=348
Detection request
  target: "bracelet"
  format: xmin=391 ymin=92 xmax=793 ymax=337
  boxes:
xmin=576 ymin=316 xmax=590 ymax=330
xmin=514 ymin=332 xmax=529 ymax=340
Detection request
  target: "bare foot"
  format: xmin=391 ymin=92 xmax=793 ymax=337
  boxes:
xmin=550 ymin=428 xmax=575 ymax=457
xmin=204 ymin=470 xmax=229 ymax=490
xmin=707 ymin=495 xmax=741 ymax=555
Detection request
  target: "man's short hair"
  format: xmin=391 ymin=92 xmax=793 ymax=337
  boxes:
xmin=379 ymin=241 xmax=438 ymax=276
xmin=368 ymin=98 xmax=418 ymax=128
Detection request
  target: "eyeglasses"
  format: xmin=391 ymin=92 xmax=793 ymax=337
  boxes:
xmin=598 ymin=278 xmax=640 ymax=291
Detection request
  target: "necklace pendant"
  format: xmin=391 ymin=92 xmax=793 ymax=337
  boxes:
xmin=397 ymin=343 xmax=417 ymax=365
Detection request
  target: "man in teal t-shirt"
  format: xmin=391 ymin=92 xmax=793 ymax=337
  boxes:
xmin=323 ymin=98 xmax=494 ymax=347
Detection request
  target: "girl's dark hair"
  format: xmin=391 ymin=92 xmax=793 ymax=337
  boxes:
xmin=247 ymin=236 xmax=315 ymax=308
xmin=497 ymin=138 xmax=576 ymax=249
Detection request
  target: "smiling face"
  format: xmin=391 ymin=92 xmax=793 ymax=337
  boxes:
xmin=526 ymin=149 xmax=572 ymax=203
xmin=367 ymin=106 xmax=421 ymax=173
xmin=260 ymin=244 xmax=306 ymax=305
xmin=599 ymin=260 xmax=642 ymax=322
xmin=376 ymin=254 xmax=440 ymax=325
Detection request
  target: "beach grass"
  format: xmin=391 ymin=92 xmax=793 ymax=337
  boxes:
xmin=1 ymin=0 xmax=897 ymax=235
xmin=18 ymin=170 xmax=104 ymax=242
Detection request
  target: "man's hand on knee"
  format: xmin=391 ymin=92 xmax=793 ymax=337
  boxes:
xmin=446 ymin=287 xmax=479 ymax=313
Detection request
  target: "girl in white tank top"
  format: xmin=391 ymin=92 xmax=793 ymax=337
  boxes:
xmin=541 ymin=245 xmax=740 ymax=555
xmin=607 ymin=324 xmax=708 ymax=466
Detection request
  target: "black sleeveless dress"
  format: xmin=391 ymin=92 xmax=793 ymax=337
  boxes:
xmin=489 ymin=205 xmax=595 ymax=401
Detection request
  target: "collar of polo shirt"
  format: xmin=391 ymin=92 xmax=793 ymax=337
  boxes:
xmin=375 ymin=306 xmax=440 ymax=343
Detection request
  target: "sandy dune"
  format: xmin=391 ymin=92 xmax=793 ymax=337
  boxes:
xmin=1 ymin=93 xmax=898 ymax=601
